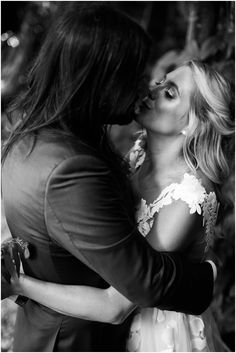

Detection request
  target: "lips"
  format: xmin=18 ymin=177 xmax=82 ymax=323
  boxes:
xmin=140 ymin=96 xmax=155 ymax=110
xmin=134 ymin=91 xmax=156 ymax=115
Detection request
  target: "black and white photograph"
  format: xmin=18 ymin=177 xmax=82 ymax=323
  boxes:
xmin=1 ymin=1 xmax=235 ymax=352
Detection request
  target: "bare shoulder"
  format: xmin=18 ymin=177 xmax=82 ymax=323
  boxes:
xmin=166 ymin=161 xmax=215 ymax=194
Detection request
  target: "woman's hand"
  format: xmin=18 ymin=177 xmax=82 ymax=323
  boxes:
xmin=1 ymin=251 xmax=20 ymax=299
xmin=1 ymin=238 xmax=30 ymax=299
xmin=1 ymin=273 xmax=15 ymax=300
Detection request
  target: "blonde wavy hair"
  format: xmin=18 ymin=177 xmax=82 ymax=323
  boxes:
xmin=182 ymin=60 xmax=234 ymax=185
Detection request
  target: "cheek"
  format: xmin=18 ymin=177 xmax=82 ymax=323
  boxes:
xmin=155 ymin=100 xmax=186 ymax=130
xmin=135 ymin=108 xmax=159 ymax=129
xmin=155 ymin=91 xmax=176 ymax=114
xmin=157 ymin=97 xmax=187 ymax=121
xmin=154 ymin=100 xmax=174 ymax=118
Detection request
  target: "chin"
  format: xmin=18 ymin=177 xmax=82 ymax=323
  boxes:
xmin=135 ymin=114 xmax=153 ymax=131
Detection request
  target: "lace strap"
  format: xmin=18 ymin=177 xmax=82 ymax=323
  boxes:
xmin=151 ymin=174 xmax=207 ymax=215
xmin=137 ymin=174 xmax=219 ymax=251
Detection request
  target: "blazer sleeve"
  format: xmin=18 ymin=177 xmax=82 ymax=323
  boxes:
xmin=44 ymin=154 xmax=213 ymax=315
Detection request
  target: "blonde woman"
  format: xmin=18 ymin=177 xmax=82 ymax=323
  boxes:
xmin=3 ymin=61 xmax=234 ymax=351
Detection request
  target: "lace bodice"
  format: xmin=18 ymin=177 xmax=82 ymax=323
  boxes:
xmin=127 ymin=135 xmax=219 ymax=253
xmin=126 ymin=135 xmax=223 ymax=353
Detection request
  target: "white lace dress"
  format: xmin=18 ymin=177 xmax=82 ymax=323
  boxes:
xmin=126 ymin=136 xmax=228 ymax=352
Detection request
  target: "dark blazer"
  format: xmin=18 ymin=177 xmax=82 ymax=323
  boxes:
xmin=2 ymin=131 xmax=214 ymax=352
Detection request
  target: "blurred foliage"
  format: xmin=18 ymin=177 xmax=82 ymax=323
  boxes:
xmin=1 ymin=1 xmax=235 ymax=351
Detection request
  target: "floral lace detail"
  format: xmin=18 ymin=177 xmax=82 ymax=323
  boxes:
xmin=136 ymin=173 xmax=219 ymax=252
xmin=188 ymin=315 xmax=208 ymax=351
xmin=127 ymin=137 xmax=221 ymax=352
xmin=127 ymin=137 xmax=219 ymax=252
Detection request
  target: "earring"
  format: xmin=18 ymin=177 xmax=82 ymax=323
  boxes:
xmin=181 ymin=130 xmax=187 ymax=136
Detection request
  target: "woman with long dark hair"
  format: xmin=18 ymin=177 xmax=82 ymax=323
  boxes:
xmin=2 ymin=2 xmax=150 ymax=165
xmin=2 ymin=3 xmax=215 ymax=352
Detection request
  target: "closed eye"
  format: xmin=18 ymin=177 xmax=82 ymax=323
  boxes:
xmin=164 ymin=87 xmax=176 ymax=99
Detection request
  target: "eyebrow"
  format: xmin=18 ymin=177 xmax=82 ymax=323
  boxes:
xmin=155 ymin=75 xmax=180 ymax=96
xmin=155 ymin=75 xmax=166 ymax=85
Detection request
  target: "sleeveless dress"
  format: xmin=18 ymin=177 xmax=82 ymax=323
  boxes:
xmin=126 ymin=135 xmax=229 ymax=352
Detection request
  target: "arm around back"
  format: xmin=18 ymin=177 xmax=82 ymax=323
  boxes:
xmin=44 ymin=153 xmax=214 ymax=315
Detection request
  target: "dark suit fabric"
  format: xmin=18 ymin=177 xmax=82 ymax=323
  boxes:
xmin=2 ymin=131 xmax=214 ymax=352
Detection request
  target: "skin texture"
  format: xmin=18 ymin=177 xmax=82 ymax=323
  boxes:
xmin=137 ymin=66 xmax=195 ymax=135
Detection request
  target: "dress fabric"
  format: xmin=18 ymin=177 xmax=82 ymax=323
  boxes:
xmin=126 ymin=135 xmax=228 ymax=352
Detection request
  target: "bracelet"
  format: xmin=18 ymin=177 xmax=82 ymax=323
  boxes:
xmin=15 ymin=295 xmax=28 ymax=307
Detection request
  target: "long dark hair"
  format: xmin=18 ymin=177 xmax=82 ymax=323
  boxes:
xmin=2 ymin=3 xmax=150 ymax=166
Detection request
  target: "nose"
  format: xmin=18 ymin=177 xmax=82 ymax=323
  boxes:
xmin=148 ymin=85 xmax=159 ymax=100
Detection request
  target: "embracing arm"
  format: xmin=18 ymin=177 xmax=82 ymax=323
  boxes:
xmin=45 ymin=155 xmax=214 ymax=313
xmin=1 ymin=238 xmax=134 ymax=324
xmin=2 ymin=184 xmax=216 ymax=323
xmin=15 ymin=274 xmax=135 ymax=324
xmin=10 ymin=199 xmax=202 ymax=323
xmin=146 ymin=199 xmax=202 ymax=252
xmin=10 ymin=154 xmax=213 ymax=320
xmin=146 ymin=195 xmax=217 ymax=280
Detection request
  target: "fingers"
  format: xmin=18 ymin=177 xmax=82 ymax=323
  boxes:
xmin=1 ymin=258 xmax=11 ymax=284
xmin=2 ymin=241 xmax=21 ymax=278
xmin=3 ymin=252 xmax=18 ymax=280
xmin=14 ymin=238 xmax=30 ymax=260
xmin=1 ymin=274 xmax=16 ymax=299
xmin=1 ymin=237 xmax=30 ymax=263
xmin=23 ymin=246 xmax=30 ymax=260
xmin=1 ymin=237 xmax=30 ymax=285
xmin=1 ymin=238 xmax=13 ymax=256
xmin=11 ymin=245 xmax=21 ymax=277
xmin=1 ymin=238 xmax=30 ymax=298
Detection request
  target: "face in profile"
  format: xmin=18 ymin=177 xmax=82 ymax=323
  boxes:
xmin=136 ymin=66 xmax=196 ymax=135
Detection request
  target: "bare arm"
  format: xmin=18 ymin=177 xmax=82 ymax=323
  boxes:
xmin=2 ymin=156 xmax=214 ymax=320
xmin=16 ymin=275 xmax=136 ymax=324
xmin=43 ymin=155 xmax=213 ymax=314
xmin=1 ymin=239 xmax=135 ymax=325
xmin=3 ymin=199 xmax=205 ymax=325
xmin=146 ymin=199 xmax=202 ymax=252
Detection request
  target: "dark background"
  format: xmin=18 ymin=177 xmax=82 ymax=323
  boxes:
xmin=1 ymin=2 xmax=235 ymax=351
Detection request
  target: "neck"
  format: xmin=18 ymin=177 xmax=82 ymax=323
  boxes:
xmin=145 ymin=131 xmax=185 ymax=173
